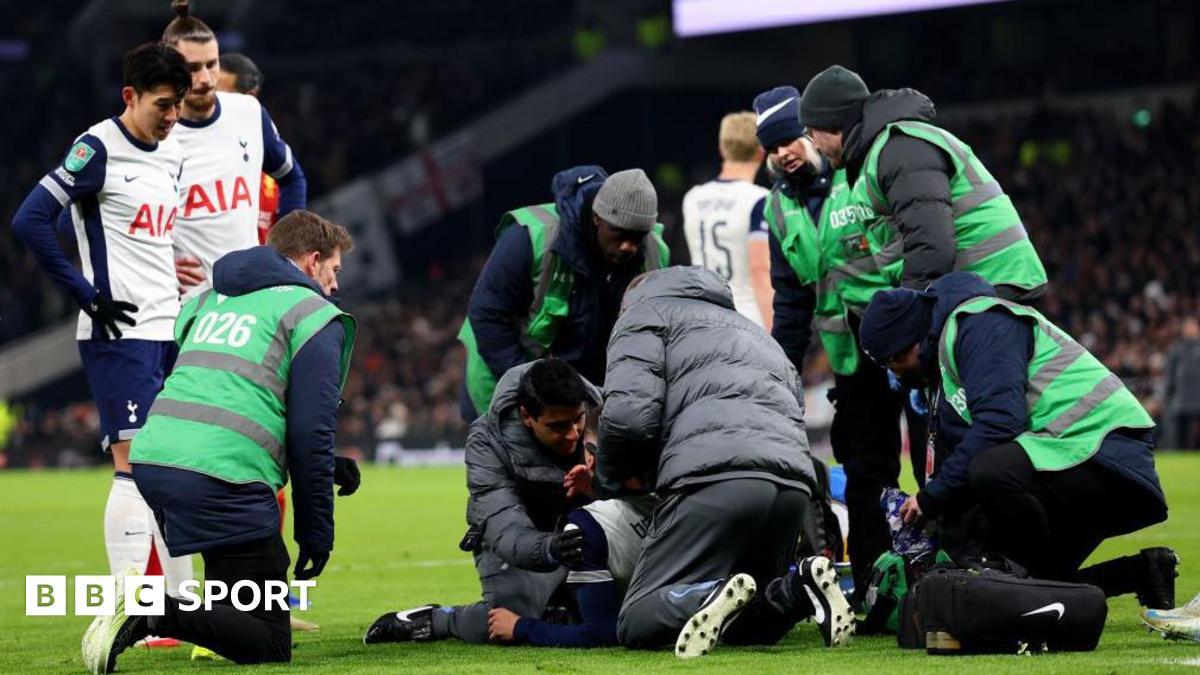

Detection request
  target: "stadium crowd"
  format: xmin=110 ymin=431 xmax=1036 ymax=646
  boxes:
xmin=4 ymin=95 xmax=1199 ymax=467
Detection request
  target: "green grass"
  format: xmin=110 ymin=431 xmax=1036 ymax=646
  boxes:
xmin=3 ymin=456 xmax=1200 ymax=674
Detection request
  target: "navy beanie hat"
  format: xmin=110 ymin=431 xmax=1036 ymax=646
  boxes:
xmin=859 ymin=288 xmax=934 ymax=364
xmin=753 ymin=86 xmax=805 ymax=150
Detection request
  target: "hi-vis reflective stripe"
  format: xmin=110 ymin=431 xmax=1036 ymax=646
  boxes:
xmin=953 ymin=224 xmax=1030 ymax=270
xmin=929 ymin=124 xmax=1002 ymax=218
xmin=1032 ymin=374 xmax=1124 ymax=437
xmin=954 ymin=180 xmax=1002 ymax=215
xmin=1025 ymin=321 xmax=1080 ymax=411
xmin=815 ymin=315 xmax=849 ymax=333
xmin=174 ymin=351 xmax=286 ymax=401
xmin=149 ymin=398 xmax=284 ymax=465
xmin=874 ymin=237 xmax=902 ymax=268
xmin=826 ymin=252 xmax=883 ymax=283
xmin=262 ymin=295 xmax=332 ymax=375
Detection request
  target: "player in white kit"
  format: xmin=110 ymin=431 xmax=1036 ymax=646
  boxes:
xmin=163 ymin=1 xmax=307 ymax=299
xmin=485 ymin=431 xmax=657 ymax=647
xmin=11 ymin=43 xmax=192 ymax=596
xmin=682 ymin=112 xmax=773 ymax=329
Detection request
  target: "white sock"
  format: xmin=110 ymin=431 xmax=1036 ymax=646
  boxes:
xmin=150 ymin=517 xmax=195 ymax=598
xmin=103 ymin=475 xmax=152 ymax=575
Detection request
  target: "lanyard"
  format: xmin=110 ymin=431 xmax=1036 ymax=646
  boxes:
xmin=924 ymin=388 xmax=941 ymax=484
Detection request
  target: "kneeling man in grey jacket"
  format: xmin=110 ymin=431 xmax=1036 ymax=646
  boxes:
xmin=597 ymin=266 xmax=854 ymax=658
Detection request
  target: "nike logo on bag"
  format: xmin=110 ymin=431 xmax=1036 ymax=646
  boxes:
xmin=124 ymin=175 xmax=138 ymax=183
xmin=756 ymin=96 xmax=796 ymax=125
xmin=577 ymin=174 xmax=596 ymax=184
xmin=1022 ymin=602 xmax=1065 ymax=620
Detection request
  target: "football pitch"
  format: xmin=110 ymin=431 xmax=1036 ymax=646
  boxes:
xmin=3 ymin=455 xmax=1200 ymax=674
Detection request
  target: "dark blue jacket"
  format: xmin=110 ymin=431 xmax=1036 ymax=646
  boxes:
xmin=461 ymin=166 xmax=641 ymax=420
xmin=134 ymin=246 xmax=345 ymax=556
xmin=916 ymin=272 xmax=1165 ymax=515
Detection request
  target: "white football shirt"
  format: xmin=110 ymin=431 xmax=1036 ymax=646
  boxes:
xmin=172 ymin=92 xmax=298 ymax=297
xmin=39 ymin=118 xmax=184 ymax=341
xmin=682 ymin=179 xmax=770 ymax=327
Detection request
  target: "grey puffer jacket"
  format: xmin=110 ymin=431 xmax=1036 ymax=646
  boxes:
xmin=597 ymin=266 xmax=817 ymax=496
xmin=465 ymin=361 xmax=602 ymax=572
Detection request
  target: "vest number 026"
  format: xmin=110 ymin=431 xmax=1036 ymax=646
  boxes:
xmin=698 ymin=219 xmax=732 ymax=280
xmin=192 ymin=312 xmax=258 ymax=348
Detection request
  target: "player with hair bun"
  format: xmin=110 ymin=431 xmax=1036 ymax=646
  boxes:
xmin=163 ymin=0 xmax=308 ymax=301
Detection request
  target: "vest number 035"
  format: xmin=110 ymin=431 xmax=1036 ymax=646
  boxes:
xmin=698 ymin=219 xmax=732 ymax=281
xmin=192 ymin=312 xmax=258 ymax=348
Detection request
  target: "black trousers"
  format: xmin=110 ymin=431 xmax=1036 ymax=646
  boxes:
xmin=967 ymin=442 xmax=1167 ymax=592
xmin=149 ymin=535 xmax=292 ymax=664
xmin=617 ymin=479 xmax=809 ymax=649
xmin=830 ymin=357 xmax=927 ymax=601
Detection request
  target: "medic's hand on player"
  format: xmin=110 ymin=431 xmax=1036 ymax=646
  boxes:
xmin=487 ymin=607 xmax=521 ymax=642
xmin=549 ymin=528 xmax=586 ymax=567
xmin=564 ymin=437 xmax=599 ymax=499
xmin=175 ymin=255 xmax=206 ymax=293
xmin=564 ymin=463 xmax=595 ymax=499
xmin=333 ymin=456 xmax=361 ymax=496
xmin=81 ymin=293 xmax=138 ymax=340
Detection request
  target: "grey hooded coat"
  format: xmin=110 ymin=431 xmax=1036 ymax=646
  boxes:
xmin=464 ymin=361 xmax=602 ymax=572
xmin=597 ymin=266 xmax=817 ymax=496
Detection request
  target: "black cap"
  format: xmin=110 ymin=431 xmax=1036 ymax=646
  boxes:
xmin=799 ymin=65 xmax=869 ymax=130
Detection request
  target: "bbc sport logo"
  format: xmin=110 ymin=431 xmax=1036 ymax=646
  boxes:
xmin=26 ymin=575 xmax=315 ymax=616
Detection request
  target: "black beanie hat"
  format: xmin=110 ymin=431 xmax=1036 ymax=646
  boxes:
xmin=799 ymin=65 xmax=869 ymax=130
xmin=859 ymin=287 xmax=934 ymax=365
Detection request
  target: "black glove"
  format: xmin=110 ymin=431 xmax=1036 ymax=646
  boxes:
xmin=82 ymin=295 xmax=138 ymax=340
xmin=333 ymin=456 xmax=360 ymax=496
xmin=294 ymin=546 xmax=329 ymax=581
xmin=549 ymin=527 xmax=585 ymax=568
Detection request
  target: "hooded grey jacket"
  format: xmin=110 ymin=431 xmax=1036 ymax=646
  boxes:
xmin=465 ymin=361 xmax=602 ymax=572
xmin=597 ymin=266 xmax=817 ymax=496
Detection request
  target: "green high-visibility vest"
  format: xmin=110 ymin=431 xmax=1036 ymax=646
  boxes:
xmin=458 ymin=203 xmax=669 ymax=415
xmin=858 ymin=120 xmax=1048 ymax=293
xmin=131 ymin=286 xmax=356 ymax=490
xmin=939 ymin=296 xmax=1153 ymax=471
xmin=767 ymin=169 xmax=898 ymax=375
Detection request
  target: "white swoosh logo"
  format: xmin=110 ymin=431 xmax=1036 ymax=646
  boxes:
xmin=577 ymin=174 xmax=596 ymax=184
xmin=1022 ymin=602 xmax=1064 ymax=620
xmin=803 ymin=585 xmax=826 ymax=624
xmin=756 ymin=96 xmax=796 ymax=126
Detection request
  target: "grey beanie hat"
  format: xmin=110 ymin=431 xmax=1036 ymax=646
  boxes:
xmin=800 ymin=65 xmax=870 ymax=130
xmin=592 ymin=168 xmax=658 ymax=233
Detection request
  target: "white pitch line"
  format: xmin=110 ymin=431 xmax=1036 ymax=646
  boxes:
xmin=325 ymin=558 xmax=476 ymax=573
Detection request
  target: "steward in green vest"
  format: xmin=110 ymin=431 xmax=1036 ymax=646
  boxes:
xmin=859 ymin=272 xmax=1175 ymax=608
xmin=799 ymin=65 xmax=1048 ymax=303
xmin=123 ymin=212 xmax=360 ymax=666
xmin=754 ymin=85 xmax=926 ymax=604
xmin=459 ymin=166 xmax=669 ymax=421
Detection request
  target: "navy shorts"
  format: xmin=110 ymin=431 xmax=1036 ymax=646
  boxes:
xmin=78 ymin=339 xmax=178 ymax=451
